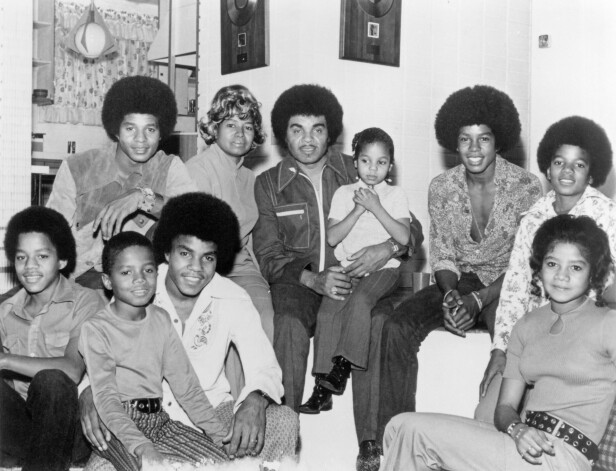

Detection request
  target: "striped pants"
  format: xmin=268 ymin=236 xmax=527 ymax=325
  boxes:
xmin=95 ymin=404 xmax=228 ymax=471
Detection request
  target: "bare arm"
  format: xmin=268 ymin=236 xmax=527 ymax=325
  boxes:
xmin=354 ymin=188 xmax=410 ymax=245
xmin=327 ymin=205 xmax=365 ymax=246
xmin=495 ymin=378 xmax=554 ymax=464
xmin=0 ymin=335 xmax=85 ymax=384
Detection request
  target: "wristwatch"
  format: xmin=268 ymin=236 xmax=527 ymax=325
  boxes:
xmin=136 ymin=187 xmax=156 ymax=213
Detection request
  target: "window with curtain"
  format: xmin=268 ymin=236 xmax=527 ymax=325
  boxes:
xmin=44 ymin=1 xmax=158 ymax=126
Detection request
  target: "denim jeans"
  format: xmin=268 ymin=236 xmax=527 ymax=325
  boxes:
xmin=377 ymin=272 xmax=498 ymax=443
xmin=0 ymin=369 xmax=90 ymax=470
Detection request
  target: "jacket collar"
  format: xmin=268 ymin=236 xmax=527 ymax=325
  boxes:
xmin=275 ymin=148 xmax=350 ymax=193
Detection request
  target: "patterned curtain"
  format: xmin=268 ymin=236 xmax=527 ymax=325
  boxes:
xmin=43 ymin=1 xmax=158 ymax=126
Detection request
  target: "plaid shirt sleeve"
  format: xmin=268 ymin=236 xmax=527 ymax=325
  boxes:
xmin=596 ymin=398 xmax=616 ymax=471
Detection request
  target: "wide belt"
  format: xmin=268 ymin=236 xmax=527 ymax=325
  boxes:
xmin=525 ymin=410 xmax=598 ymax=465
xmin=124 ymin=397 xmax=162 ymax=414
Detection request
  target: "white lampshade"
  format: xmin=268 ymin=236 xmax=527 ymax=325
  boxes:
xmin=66 ymin=1 xmax=117 ymax=59
xmin=74 ymin=22 xmax=107 ymax=58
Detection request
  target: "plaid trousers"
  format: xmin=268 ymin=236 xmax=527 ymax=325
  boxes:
xmin=596 ymin=397 xmax=616 ymax=471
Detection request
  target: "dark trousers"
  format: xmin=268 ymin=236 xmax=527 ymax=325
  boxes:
xmin=377 ymin=272 xmax=498 ymax=443
xmin=271 ymin=282 xmax=395 ymax=444
xmin=313 ymin=268 xmax=399 ymax=372
xmin=0 ymin=369 xmax=90 ymax=471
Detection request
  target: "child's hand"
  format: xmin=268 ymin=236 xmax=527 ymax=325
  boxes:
xmin=353 ymin=187 xmax=381 ymax=213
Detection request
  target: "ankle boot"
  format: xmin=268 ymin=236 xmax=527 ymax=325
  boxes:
xmin=298 ymin=376 xmax=333 ymax=414
xmin=320 ymin=356 xmax=352 ymax=395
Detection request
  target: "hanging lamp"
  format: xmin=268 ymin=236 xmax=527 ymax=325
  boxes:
xmin=67 ymin=0 xmax=117 ymax=59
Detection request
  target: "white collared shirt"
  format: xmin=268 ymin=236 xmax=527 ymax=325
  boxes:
xmin=154 ymin=265 xmax=283 ymax=427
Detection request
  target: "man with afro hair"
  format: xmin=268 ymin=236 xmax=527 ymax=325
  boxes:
xmin=477 ymin=115 xmax=616 ymax=426
xmin=253 ymin=84 xmax=423 ymax=469
xmin=47 ymin=75 xmax=196 ymax=290
xmin=80 ymin=193 xmax=298 ymax=470
xmin=377 ymin=85 xmax=542 ymax=445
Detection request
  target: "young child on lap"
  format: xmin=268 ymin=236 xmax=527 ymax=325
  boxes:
xmin=301 ymin=127 xmax=411 ymax=412
xmin=78 ymin=231 xmax=228 ymax=470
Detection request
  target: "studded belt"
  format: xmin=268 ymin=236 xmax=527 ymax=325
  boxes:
xmin=525 ymin=410 xmax=598 ymax=465
xmin=125 ymin=397 xmax=162 ymax=414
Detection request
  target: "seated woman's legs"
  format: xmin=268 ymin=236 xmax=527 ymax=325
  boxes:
xmin=228 ymin=267 xmax=275 ymax=343
xmin=382 ymin=412 xmax=589 ymax=471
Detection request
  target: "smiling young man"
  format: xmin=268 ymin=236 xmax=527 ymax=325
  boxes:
xmin=377 ymin=85 xmax=543 ymax=448
xmin=47 ymin=76 xmax=197 ymax=290
xmin=80 ymin=193 xmax=298 ymax=471
xmin=0 ymin=207 xmax=104 ymax=470
xmin=252 ymin=84 xmax=423 ymax=470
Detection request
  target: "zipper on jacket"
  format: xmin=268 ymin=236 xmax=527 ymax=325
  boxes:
xmin=300 ymin=170 xmax=326 ymax=272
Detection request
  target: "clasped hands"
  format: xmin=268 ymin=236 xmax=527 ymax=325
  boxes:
xmin=441 ymin=289 xmax=482 ymax=337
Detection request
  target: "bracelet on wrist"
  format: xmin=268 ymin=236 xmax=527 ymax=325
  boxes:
xmin=388 ymin=239 xmax=400 ymax=255
xmin=506 ymin=421 xmax=523 ymax=437
xmin=470 ymin=291 xmax=483 ymax=311
xmin=443 ymin=289 xmax=454 ymax=301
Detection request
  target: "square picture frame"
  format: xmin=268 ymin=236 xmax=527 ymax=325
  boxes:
xmin=339 ymin=0 xmax=401 ymax=67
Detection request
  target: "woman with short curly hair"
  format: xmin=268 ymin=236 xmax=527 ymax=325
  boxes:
xmin=478 ymin=115 xmax=616 ymax=423
xmin=186 ymin=85 xmax=275 ymax=349
xmin=47 ymin=75 xmax=197 ymax=290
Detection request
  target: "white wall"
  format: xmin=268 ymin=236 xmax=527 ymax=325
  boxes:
xmin=199 ymin=0 xmax=533 ymax=261
xmin=529 ymin=0 xmax=616 ymax=197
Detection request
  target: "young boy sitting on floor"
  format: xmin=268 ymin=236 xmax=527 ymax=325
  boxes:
xmin=78 ymin=231 xmax=229 ymax=470
xmin=0 ymin=206 xmax=105 ymax=470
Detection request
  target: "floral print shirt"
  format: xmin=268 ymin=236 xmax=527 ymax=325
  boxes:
xmin=493 ymin=186 xmax=616 ymax=352
xmin=429 ymin=156 xmax=542 ymax=286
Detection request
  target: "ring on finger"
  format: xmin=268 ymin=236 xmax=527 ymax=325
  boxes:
xmin=364 ymin=272 xmax=370 ymax=277
xmin=331 ymin=287 xmax=338 ymax=295
xmin=525 ymin=445 xmax=534 ymax=455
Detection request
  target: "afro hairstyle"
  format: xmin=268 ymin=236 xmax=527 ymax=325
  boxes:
xmin=271 ymin=84 xmax=343 ymax=151
xmin=102 ymin=76 xmax=178 ymax=142
xmin=434 ymin=85 xmax=521 ymax=154
xmin=102 ymin=231 xmax=154 ymax=275
xmin=529 ymin=214 xmax=612 ymax=306
xmin=351 ymin=127 xmax=395 ymax=163
xmin=537 ymin=116 xmax=613 ymax=187
xmin=153 ymin=193 xmax=240 ymax=275
xmin=4 ymin=206 xmax=76 ymax=277
xmin=199 ymin=84 xmax=266 ymax=147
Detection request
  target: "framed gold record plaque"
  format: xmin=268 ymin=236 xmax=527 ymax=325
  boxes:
xmin=340 ymin=0 xmax=401 ymax=67
xmin=220 ymin=0 xmax=269 ymax=75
